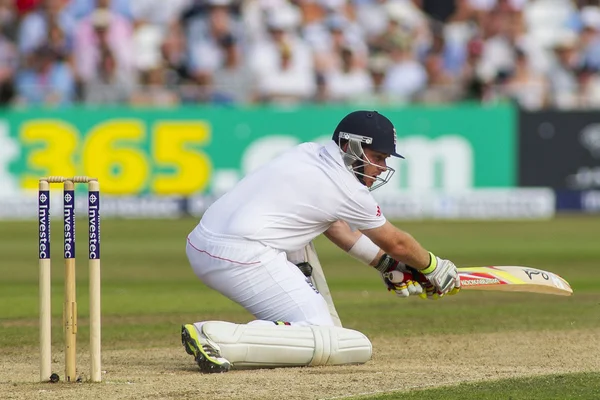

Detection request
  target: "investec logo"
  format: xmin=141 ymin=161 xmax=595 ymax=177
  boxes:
xmin=385 ymin=136 xmax=473 ymax=190
xmin=64 ymin=193 xmax=74 ymax=258
xmin=89 ymin=193 xmax=100 ymax=259
xmin=38 ymin=192 xmax=49 ymax=259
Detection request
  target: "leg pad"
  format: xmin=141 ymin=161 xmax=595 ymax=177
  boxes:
xmin=201 ymin=321 xmax=372 ymax=368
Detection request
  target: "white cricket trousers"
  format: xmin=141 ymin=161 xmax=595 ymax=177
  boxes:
xmin=186 ymin=223 xmax=334 ymax=326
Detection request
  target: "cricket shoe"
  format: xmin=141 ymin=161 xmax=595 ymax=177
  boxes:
xmin=181 ymin=324 xmax=231 ymax=373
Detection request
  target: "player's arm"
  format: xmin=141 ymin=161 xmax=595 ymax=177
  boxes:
xmin=324 ymin=220 xmax=427 ymax=268
xmin=361 ymin=221 xmax=460 ymax=296
xmin=361 ymin=221 xmax=430 ymax=268
xmin=324 ymin=220 xmax=383 ymax=265
xmin=324 ymin=221 xmax=422 ymax=297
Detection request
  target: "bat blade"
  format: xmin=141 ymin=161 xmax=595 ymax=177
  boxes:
xmin=457 ymin=266 xmax=573 ymax=296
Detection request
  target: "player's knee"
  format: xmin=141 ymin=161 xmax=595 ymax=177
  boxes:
xmin=309 ymin=325 xmax=372 ymax=366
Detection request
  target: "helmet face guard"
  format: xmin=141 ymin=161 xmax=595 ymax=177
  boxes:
xmin=337 ymin=132 xmax=395 ymax=191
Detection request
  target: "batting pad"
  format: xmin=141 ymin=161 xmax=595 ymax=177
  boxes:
xmin=201 ymin=321 xmax=372 ymax=368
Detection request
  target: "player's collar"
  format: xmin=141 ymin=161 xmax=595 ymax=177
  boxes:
xmin=323 ymin=140 xmax=346 ymax=167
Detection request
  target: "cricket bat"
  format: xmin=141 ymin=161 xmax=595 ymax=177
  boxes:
xmin=305 ymin=242 xmax=343 ymax=327
xmin=457 ymin=266 xmax=573 ymax=296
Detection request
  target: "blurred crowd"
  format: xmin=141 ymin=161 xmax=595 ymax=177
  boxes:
xmin=1 ymin=0 xmax=600 ymax=109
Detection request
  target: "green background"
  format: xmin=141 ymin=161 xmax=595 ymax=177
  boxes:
xmin=5 ymin=105 xmax=516 ymax=194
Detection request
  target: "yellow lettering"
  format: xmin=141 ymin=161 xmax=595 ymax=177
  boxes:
xmin=20 ymin=121 xmax=78 ymax=189
xmin=151 ymin=122 xmax=212 ymax=195
xmin=82 ymin=120 xmax=149 ymax=194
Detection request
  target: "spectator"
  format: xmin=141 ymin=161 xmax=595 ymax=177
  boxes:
xmin=325 ymin=46 xmax=372 ymax=103
xmin=240 ymin=0 xmax=287 ymax=44
xmin=186 ymin=0 xmax=243 ymax=82
xmin=503 ymin=48 xmax=549 ymax=110
xmin=210 ymin=33 xmax=253 ymax=104
xmin=313 ymin=13 xmax=368 ymax=74
xmin=301 ymin=4 xmax=331 ymax=72
xmin=468 ymin=0 xmax=526 ymax=13
xmin=0 ymin=27 xmax=16 ymax=104
xmin=0 ymin=0 xmax=19 ymax=41
xmin=129 ymin=0 xmax=190 ymax=28
xmin=65 ymin=0 xmax=132 ymax=20
xmin=578 ymin=6 xmax=600 ymax=70
xmin=1 ymin=0 xmax=599 ymax=109
xmin=17 ymin=0 xmax=75 ymax=56
xmin=248 ymin=5 xmax=309 ymax=74
xmin=424 ymin=24 xmax=465 ymax=78
xmin=350 ymin=53 xmax=390 ymax=106
xmin=354 ymin=0 xmax=389 ymax=39
xmin=382 ymin=38 xmax=427 ymax=103
xmin=367 ymin=54 xmax=390 ymax=103
xmin=417 ymin=0 xmax=458 ymax=23
xmin=312 ymin=72 xmax=329 ymax=103
xmin=47 ymin=20 xmax=71 ymax=63
xmin=547 ymin=33 xmax=580 ymax=109
xmin=160 ymin=24 xmax=197 ymax=102
xmin=298 ymin=0 xmax=327 ymax=49
xmin=576 ymin=65 xmax=600 ymax=109
xmin=419 ymin=50 xmax=460 ymax=103
xmin=84 ymin=46 xmax=135 ymax=105
xmin=477 ymin=10 xmax=516 ymax=84
xmin=130 ymin=62 xmax=179 ymax=107
xmin=523 ymin=0 xmax=578 ymax=49
xmin=249 ymin=6 xmax=315 ymax=103
xmin=15 ymin=44 xmax=75 ymax=106
xmin=132 ymin=23 xmax=164 ymax=74
xmin=440 ymin=0 xmax=479 ymax=76
xmin=369 ymin=7 xmax=412 ymax=55
xmin=388 ymin=1 xmax=430 ymax=57
xmin=254 ymin=39 xmax=316 ymax=104
xmin=72 ymin=4 xmax=134 ymax=84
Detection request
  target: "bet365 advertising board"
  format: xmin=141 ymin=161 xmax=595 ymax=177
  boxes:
xmin=0 ymin=105 xmax=554 ymax=219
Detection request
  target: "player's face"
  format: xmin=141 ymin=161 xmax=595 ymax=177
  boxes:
xmin=362 ymin=148 xmax=389 ymax=188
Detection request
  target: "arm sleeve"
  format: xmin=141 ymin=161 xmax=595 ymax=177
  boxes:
xmin=338 ymin=188 xmax=386 ymax=231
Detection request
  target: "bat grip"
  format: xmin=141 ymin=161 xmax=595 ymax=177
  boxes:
xmin=295 ymin=262 xmax=313 ymax=278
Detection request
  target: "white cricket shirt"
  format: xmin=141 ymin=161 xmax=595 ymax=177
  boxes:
xmin=199 ymin=140 xmax=386 ymax=252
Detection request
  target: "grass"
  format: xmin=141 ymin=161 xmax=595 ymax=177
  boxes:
xmin=361 ymin=372 xmax=600 ymax=399
xmin=1 ymin=215 xmax=599 ymax=398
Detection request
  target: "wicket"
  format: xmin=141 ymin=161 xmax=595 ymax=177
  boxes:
xmin=38 ymin=176 xmax=101 ymax=383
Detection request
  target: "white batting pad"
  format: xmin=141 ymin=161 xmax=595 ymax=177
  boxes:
xmin=201 ymin=321 xmax=372 ymax=368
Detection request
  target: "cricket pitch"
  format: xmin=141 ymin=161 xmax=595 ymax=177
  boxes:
xmin=2 ymin=329 xmax=599 ymax=400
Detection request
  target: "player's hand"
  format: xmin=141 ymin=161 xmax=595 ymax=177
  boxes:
xmin=375 ymin=254 xmax=423 ymax=298
xmin=382 ymin=269 xmax=424 ymax=298
xmin=412 ymin=277 xmax=443 ymax=300
xmin=414 ymin=253 xmax=461 ymax=298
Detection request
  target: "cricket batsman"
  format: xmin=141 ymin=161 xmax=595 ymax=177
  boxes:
xmin=182 ymin=110 xmax=461 ymax=372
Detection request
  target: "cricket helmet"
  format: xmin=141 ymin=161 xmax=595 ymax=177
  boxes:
xmin=332 ymin=110 xmax=403 ymax=190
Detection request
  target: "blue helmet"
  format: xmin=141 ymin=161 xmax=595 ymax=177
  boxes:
xmin=332 ymin=110 xmax=403 ymax=191
xmin=332 ymin=110 xmax=404 ymax=159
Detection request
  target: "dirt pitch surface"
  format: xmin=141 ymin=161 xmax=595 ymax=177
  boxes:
xmin=2 ymin=329 xmax=599 ymax=400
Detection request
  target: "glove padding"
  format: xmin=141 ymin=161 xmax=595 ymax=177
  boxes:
xmin=382 ymin=269 xmax=424 ymax=298
xmin=375 ymin=254 xmax=423 ymax=298
xmin=409 ymin=253 xmax=461 ymax=299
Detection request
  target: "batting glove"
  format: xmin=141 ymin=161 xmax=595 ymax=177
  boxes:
xmin=410 ymin=252 xmax=461 ymax=299
xmin=375 ymin=254 xmax=424 ymax=298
